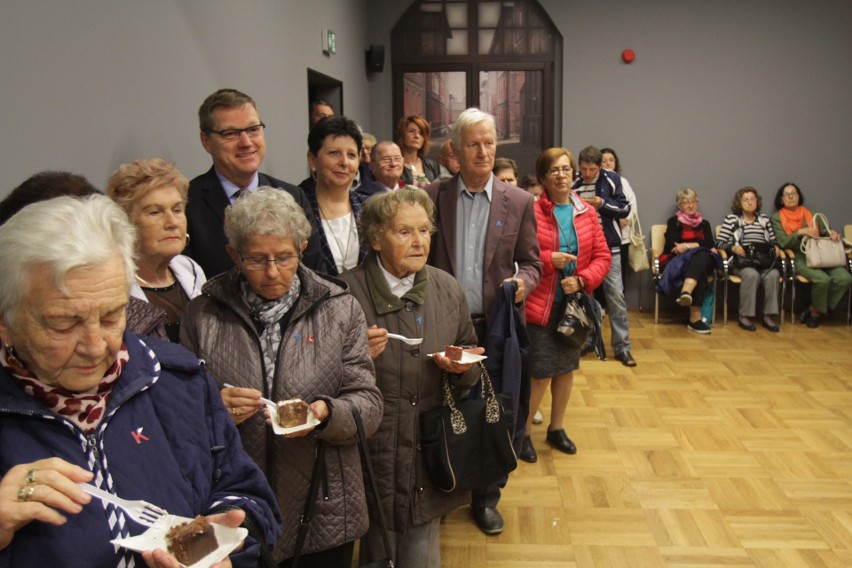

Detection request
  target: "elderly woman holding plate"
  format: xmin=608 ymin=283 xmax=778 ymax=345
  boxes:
xmin=180 ymin=188 xmax=382 ymax=568
xmin=0 ymin=195 xmax=280 ymax=567
xmin=339 ymin=186 xmax=482 ymax=567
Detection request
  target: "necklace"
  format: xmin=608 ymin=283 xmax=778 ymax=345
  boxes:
xmin=135 ymin=272 xmax=175 ymax=289
xmin=316 ymin=200 xmax=357 ymax=272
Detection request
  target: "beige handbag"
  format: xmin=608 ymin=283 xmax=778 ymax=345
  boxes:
xmin=801 ymin=213 xmax=846 ymax=268
xmin=627 ymin=215 xmax=650 ymax=272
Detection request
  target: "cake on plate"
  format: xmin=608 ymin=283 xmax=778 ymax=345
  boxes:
xmin=166 ymin=515 xmax=218 ymax=565
xmin=277 ymin=399 xmax=309 ymax=428
xmin=444 ymin=345 xmax=464 ymax=361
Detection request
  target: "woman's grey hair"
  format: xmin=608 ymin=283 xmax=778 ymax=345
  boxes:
xmin=451 ymin=108 xmax=496 ymax=152
xmin=0 ymin=195 xmax=137 ymax=327
xmin=224 ymin=187 xmax=312 ymax=253
xmin=359 ymin=185 xmax=436 ymax=247
xmin=676 ymin=187 xmax=698 ymax=206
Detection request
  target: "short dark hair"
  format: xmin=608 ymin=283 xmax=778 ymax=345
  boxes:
xmin=310 ymin=99 xmax=334 ymax=113
xmin=600 ymin=147 xmax=621 ymax=173
xmin=493 ymin=157 xmax=518 ymax=178
xmin=578 ymin=145 xmax=602 ymax=166
xmin=731 ymin=186 xmax=762 ymax=215
xmin=774 ymin=182 xmax=804 ymax=210
xmin=198 ymin=89 xmax=257 ymax=132
xmin=519 ymin=174 xmax=541 ymax=190
xmin=0 ymin=171 xmax=100 ymax=225
xmin=307 ymin=115 xmax=363 ymax=156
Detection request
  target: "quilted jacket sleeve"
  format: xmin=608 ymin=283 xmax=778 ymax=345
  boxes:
xmin=312 ymin=294 xmax=383 ymax=443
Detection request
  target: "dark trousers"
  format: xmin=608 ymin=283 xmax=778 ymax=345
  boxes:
xmin=683 ymin=250 xmax=714 ymax=306
xmin=279 ymin=540 xmax=354 ymax=568
xmin=469 ymin=318 xmax=531 ymax=510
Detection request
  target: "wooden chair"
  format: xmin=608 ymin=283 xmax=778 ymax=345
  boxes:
xmin=650 ymin=224 xmax=667 ymax=323
xmin=715 ymin=225 xmax=786 ymax=326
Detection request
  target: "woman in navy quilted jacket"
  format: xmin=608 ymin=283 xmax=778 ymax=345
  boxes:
xmin=0 ymin=195 xmax=280 ymax=567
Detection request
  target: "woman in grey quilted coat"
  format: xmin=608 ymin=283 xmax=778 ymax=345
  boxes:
xmin=180 ymin=187 xmax=382 ymax=567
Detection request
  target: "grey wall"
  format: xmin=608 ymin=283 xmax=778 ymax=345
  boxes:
xmin=2 ymin=0 xmax=850 ymax=305
xmin=0 ymin=0 xmax=374 ymax=193
xmin=366 ymin=0 xmax=852 ymax=226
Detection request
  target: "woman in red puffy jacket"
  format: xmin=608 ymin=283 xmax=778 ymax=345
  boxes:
xmin=519 ymin=148 xmax=611 ymax=463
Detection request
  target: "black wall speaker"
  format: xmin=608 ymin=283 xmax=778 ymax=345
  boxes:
xmin=366 ymin=44 xmax=385 ymax=73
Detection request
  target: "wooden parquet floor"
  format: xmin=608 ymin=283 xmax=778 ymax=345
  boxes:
xmin=439 ymin=310 xmax=852 ymax=568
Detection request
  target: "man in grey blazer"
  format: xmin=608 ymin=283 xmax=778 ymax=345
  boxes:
xmin=186 ymin=88 xmax=321 ymax=277
xmin=426 ymin=108 xmax=541 ymax=535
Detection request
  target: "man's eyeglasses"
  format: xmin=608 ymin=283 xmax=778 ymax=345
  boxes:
xmin=378 ymin=156 xmax=404 ymax=165
xmin=209 ymin=123 xmax=266 ymax=141
xmin=240 ymin=254 xmax=300 ymax=271
xmin=547 ymin=166 xmax=573 ymax=177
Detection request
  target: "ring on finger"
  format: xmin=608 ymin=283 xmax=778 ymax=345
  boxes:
xmin=231 ymin=407 xmax=240 ymax=416
xmin=17 ymin=484 xmax=36 ymax=502
xmin=25 ymin=469 xmax=36 ymax=484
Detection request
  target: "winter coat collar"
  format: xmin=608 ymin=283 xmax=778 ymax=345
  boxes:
xmin=363 ymin=251 xmax=429 ymax=315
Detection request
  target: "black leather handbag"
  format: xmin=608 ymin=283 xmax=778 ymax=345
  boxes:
xmin=419 ymin=362 xmax=517 ymax=493
xmin=732 ymin=242 xmax=777 ymax=271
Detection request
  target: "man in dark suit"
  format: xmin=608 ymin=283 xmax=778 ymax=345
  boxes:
xmin=426 ymin=108 xmax=541 ymax=536
xmin=186 ymin=88 xmax=320 ymax=277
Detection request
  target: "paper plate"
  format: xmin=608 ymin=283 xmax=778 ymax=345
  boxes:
xmin=264 ymin=400 xmax=321 ymax=435
xmin=111 ymin=514 xmax=248 ymax=568
xmin=427 ymin=351 xmax=487 ymax=364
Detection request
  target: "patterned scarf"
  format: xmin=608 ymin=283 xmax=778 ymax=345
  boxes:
xmin=778 ymin=206 xmax=813 ymax=236
xmin=676 ymin=210 xmax=704 ymax=228
xmin=2 ymin=346 xmax=129 ymax=433
xmin=240 ymin=274 xmax=301 ymax=393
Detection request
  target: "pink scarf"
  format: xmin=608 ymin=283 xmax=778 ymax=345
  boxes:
xmin=2 ymin=346 xmax=129 ymax=433
xmin=676 ymin=210 xmax=704 ymax=228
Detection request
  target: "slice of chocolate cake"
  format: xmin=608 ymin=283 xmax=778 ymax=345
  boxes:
xmin=444 ymin=345 xmax=464 ymax=361
xmin=166 ymin=515 xmax=218 ymax=565
xmin=277 ymin=399 xmax=309 ymax=428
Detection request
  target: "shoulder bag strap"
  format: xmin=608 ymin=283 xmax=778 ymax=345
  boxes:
xmin=352 ymin=408 xmax=395 ymax=567
xmin=292 ymin=440 xmax=326 ymax=568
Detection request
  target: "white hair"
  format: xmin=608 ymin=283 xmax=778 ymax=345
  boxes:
xmin=224 ymin=187 xmax=312 ymax=253
xmin=0 ymin=195 xmax=137 ymax=327
xmin=451 ymin=107 xmax=497 ymax=151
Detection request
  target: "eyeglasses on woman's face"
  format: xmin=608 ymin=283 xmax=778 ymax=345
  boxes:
xmin=239 ymin=254 xmax=301 ymax=271
xmin=547 ymin=166 xmax=573 ymax=177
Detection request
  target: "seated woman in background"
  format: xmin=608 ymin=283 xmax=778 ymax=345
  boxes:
xmin=0 ymin=195 xmax=280 ymax=567
xmin=340 ymin=187 xmax=483 ymax=567
xmin=181 ymin=188 xmax=382 ymax=567
xmin=397 ymin=114 xmax=440 ymax=188
xmin=108 ymin=158 xmax=206 ymax=342
xmin=493 ymin=157 xmax=519 ymax=186
xmin=521 ymin=148 xmax=611 ymax=462
xmin=658 ymin=188 xmax=720 ymax=334
xmin=716 ymin=186 xmax=782 ymax=332
xmin=770 ymin=182 xmax=851 ymax=327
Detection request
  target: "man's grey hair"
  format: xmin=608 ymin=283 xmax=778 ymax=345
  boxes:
xmin=451 ymin=107 xmax=496 ymax=151
xmin=0 ymin=195 xmax=137 ymax=327
xmin=224 ymin=187 xmax=312 ymax=253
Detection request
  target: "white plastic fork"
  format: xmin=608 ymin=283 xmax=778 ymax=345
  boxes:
xmin=386 ymin=333 xmax=424 ymax=346
xmin=78 ymin=483 xmax=167 ymax=527
xmin=223 ymin=383 xmax=276 ymax=407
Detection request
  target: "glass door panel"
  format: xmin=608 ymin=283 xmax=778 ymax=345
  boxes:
xmin=478 ymin=69 xmax=543 ymax=178
xmin=402 ymin=71 xmax=467 ymax=159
